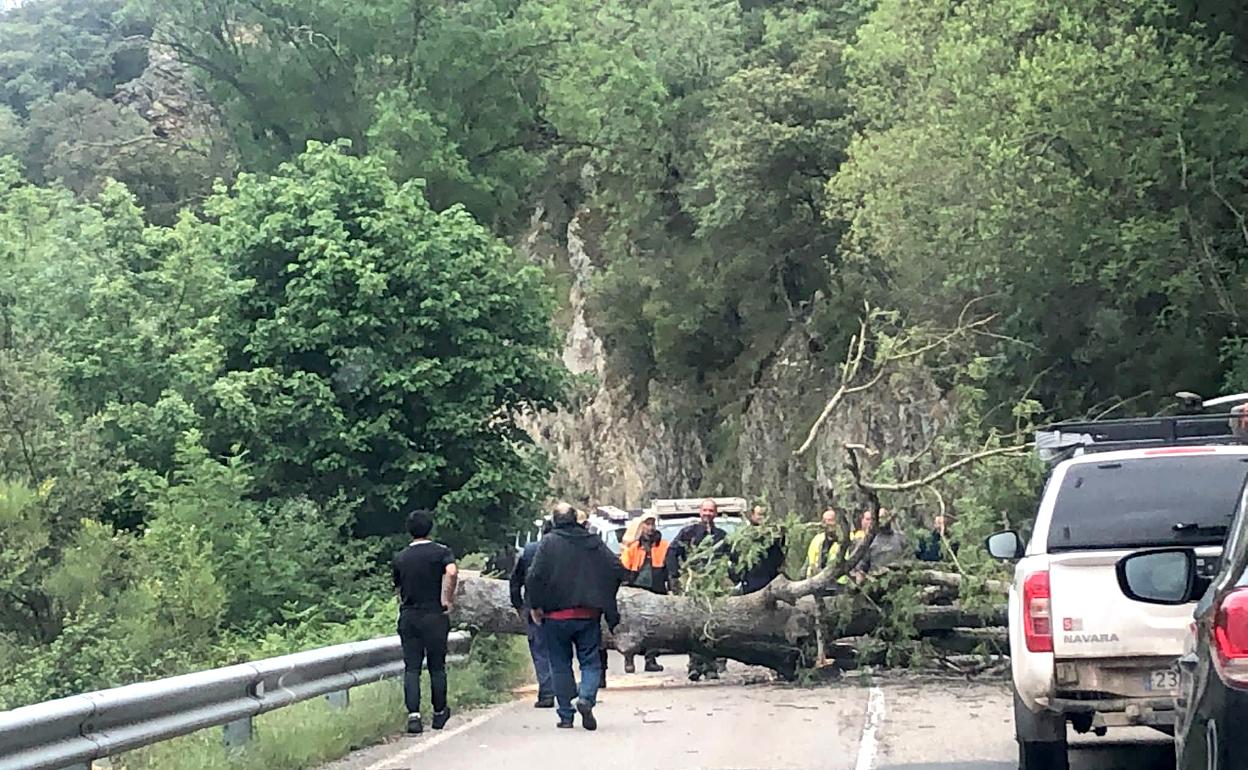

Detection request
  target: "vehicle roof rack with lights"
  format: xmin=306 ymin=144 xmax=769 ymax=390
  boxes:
xmin=1035 ymin=392 xmax=1248 ymax=465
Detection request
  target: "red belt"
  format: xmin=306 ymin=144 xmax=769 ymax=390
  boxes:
xmin=545 ymin=607 xmax=600 ymax=620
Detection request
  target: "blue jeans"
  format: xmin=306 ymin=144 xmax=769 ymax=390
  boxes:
xmin=539 ymin=617 xmax=603 ymax=723
xmin=526 ymin=615 xmax=554 ymax=700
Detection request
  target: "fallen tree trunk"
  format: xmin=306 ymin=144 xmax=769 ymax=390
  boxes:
xmin=452 ymin=572 xmax=1006 ymax=680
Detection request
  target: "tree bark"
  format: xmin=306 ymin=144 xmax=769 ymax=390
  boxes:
xmin=452 ymin=572 xmax=1006 ymax=680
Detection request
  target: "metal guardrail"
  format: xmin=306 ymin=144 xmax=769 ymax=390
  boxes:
xmin=0 ymin=631 xmax=471 ymax=770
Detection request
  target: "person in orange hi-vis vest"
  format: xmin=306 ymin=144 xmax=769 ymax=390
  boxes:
xmin=618 ymin=513 xmax=669 ymax=673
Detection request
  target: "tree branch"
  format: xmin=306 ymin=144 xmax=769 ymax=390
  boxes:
xmin=848 ymin=443 xmax=1031 ymax=493
xmin=794 ymin=299 xmax=996 ymax=457
xmin=794 ymin=308 xmax=869 ymax=456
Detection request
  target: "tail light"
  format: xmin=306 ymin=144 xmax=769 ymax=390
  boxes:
xmin=1213 ymin=588 xmax=1248 ymax=687
xmin=1023 ymin=570 xmax=1053 ymax=653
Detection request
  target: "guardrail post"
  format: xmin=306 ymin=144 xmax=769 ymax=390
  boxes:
xmin=326 ymin=689 xmax=350 ymax=710
xmin=223 ymin=716 xmax=253 ymax=749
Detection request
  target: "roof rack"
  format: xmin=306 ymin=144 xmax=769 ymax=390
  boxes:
xmin=1036 ymin=409 xmax=1248 ymax=464
xmin=648 ymin=496 xmax=748 ymax=516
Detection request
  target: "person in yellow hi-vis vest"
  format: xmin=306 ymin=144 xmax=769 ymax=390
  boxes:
xmin=807 ymin=508 xmax=855 ymax=582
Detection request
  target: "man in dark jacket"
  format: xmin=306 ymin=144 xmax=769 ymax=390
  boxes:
xmin=510 ymin=518 xmax=555 ymax=708
xmin=526 ymin=502 xmax=626 ymax=731
xmin=729 ymin=505 xmax=786 ymax=595
xmin=667 ymin=498 xmax=730 ymax=681
xmin=916 ymin=514 xmax=958 ymax=563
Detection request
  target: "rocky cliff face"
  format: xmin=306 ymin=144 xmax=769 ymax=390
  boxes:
xmin=522 ymin=205 xmax=953 ymax=515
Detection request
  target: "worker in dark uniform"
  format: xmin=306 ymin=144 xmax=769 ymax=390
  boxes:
xmin=667 ymin=498 xmax=729 ymax=681
xmin=729 ymin=505 xmax=786 ymax=594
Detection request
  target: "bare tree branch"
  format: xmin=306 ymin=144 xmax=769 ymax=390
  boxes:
xmin=848 ymin=443 xmax=1031 ymax=493
xmin=794 ymin=299 xmax=997 ymax=457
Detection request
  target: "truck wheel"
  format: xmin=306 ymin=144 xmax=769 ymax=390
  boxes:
xmin=1013 ymin=689 xmax=1068 ymax=770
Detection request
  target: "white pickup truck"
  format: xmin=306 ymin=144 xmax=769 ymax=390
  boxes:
xmin=988 ymin=410 xmax=1248 ymax=770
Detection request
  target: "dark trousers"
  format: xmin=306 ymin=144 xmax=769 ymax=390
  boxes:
xmin=399 ymin=610 xmax=450 ymax=715
xmin=526 ymin=614 xmax=554 ymax=700
xmin=540 ymin=617 xmax=603 ymax=723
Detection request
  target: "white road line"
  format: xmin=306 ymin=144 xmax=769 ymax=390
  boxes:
xmin=854 ymin=685 xmax=886 ymax=770
xmin=361 ymin=702 xmax=516 ymax=770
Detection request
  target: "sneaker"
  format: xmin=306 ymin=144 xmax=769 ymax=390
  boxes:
xmin=431 ymin=708 xmax=451 ymax=730
xmin=535 ymin=697 xmax=555 ymax=709
xmin=406 ymin=713 xmax=423 ymax=735
xmin=688 ymin=670 xmax=702 ymax=682
xmin=574 ymin=698 xmax=598 ymax=731
xmin=644 ymin=660 xmax=664 ymax=673
xmin=556 ymin=720 xmax=574 ymax=729
xmin=624 ymin=660 xmax=636 ymax=674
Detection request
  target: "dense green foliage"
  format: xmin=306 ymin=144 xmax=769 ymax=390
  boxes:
xmin=834 ymin=0 xmax=1248 ymax=412
xmin=0 ymin=0 xmax=229 ymax=220
xmin=0 ymin=143 xmax=564 ymax=706
xmin=4 ymin=0 xmax=1248 ymax=710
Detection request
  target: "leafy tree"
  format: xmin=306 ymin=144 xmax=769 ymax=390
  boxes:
xmin=138 ymin=0 xmax=552 ymax=227
xmin=204 ymin=142 xmax=565 ymax=545
xmin=0 ymin=105 xmax=21 ymax=156
xmin=21 ymin=89 xmax=224 ymax=220
xmin=0 ymin=0 xmax=149 ymax=118
xmin=830 ymin=0 xmax=1248 ymax=413
xmin=565 ymin=0 xmax=864 ymax=413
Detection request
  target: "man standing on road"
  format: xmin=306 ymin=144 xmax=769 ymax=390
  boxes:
xmin=730 ymin=505 xmax=786 ymax=595
xmin=618 ymin=512 xmax=669 ymax=673
xmin=510 ymin=518 xmax=555 ymax=708
xmin=392 ymin=510 xmax=459 ymax=735
xmin=668 ymin=498 xmax=729 ymax=681
xmin=526 ymin=502 xmax=626 ymax=731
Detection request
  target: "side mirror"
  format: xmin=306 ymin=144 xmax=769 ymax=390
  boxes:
xmin=985 ymin=531 xmax=1024 ymax=560
xmin=1116 ymin=549 xmax=1198 ymax=605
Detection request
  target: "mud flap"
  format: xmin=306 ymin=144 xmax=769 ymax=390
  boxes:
xmin=1014 ymin=688 xmax=1069 ymax=770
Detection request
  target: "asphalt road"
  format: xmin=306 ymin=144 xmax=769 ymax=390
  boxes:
xmin=322 ymin=654 xmax=1177 ymax=770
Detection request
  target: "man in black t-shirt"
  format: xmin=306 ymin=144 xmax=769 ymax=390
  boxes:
xmin=392 ymin=509 xmax=459 ymax=735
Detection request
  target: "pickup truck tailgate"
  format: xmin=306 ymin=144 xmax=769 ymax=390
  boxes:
xmin=1048 ymin=550 xmax=1197 ymax=658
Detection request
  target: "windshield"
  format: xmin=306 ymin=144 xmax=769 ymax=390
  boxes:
xmin=1048 ymin=454 xmax=1248 ymax=551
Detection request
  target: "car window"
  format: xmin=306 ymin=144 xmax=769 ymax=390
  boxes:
xmin=1048 ymin=455 xmax=1248 ymax=551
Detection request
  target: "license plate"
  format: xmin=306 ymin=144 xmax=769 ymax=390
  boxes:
xmin=1144 ymin=668 xmax=1179 ymax=691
